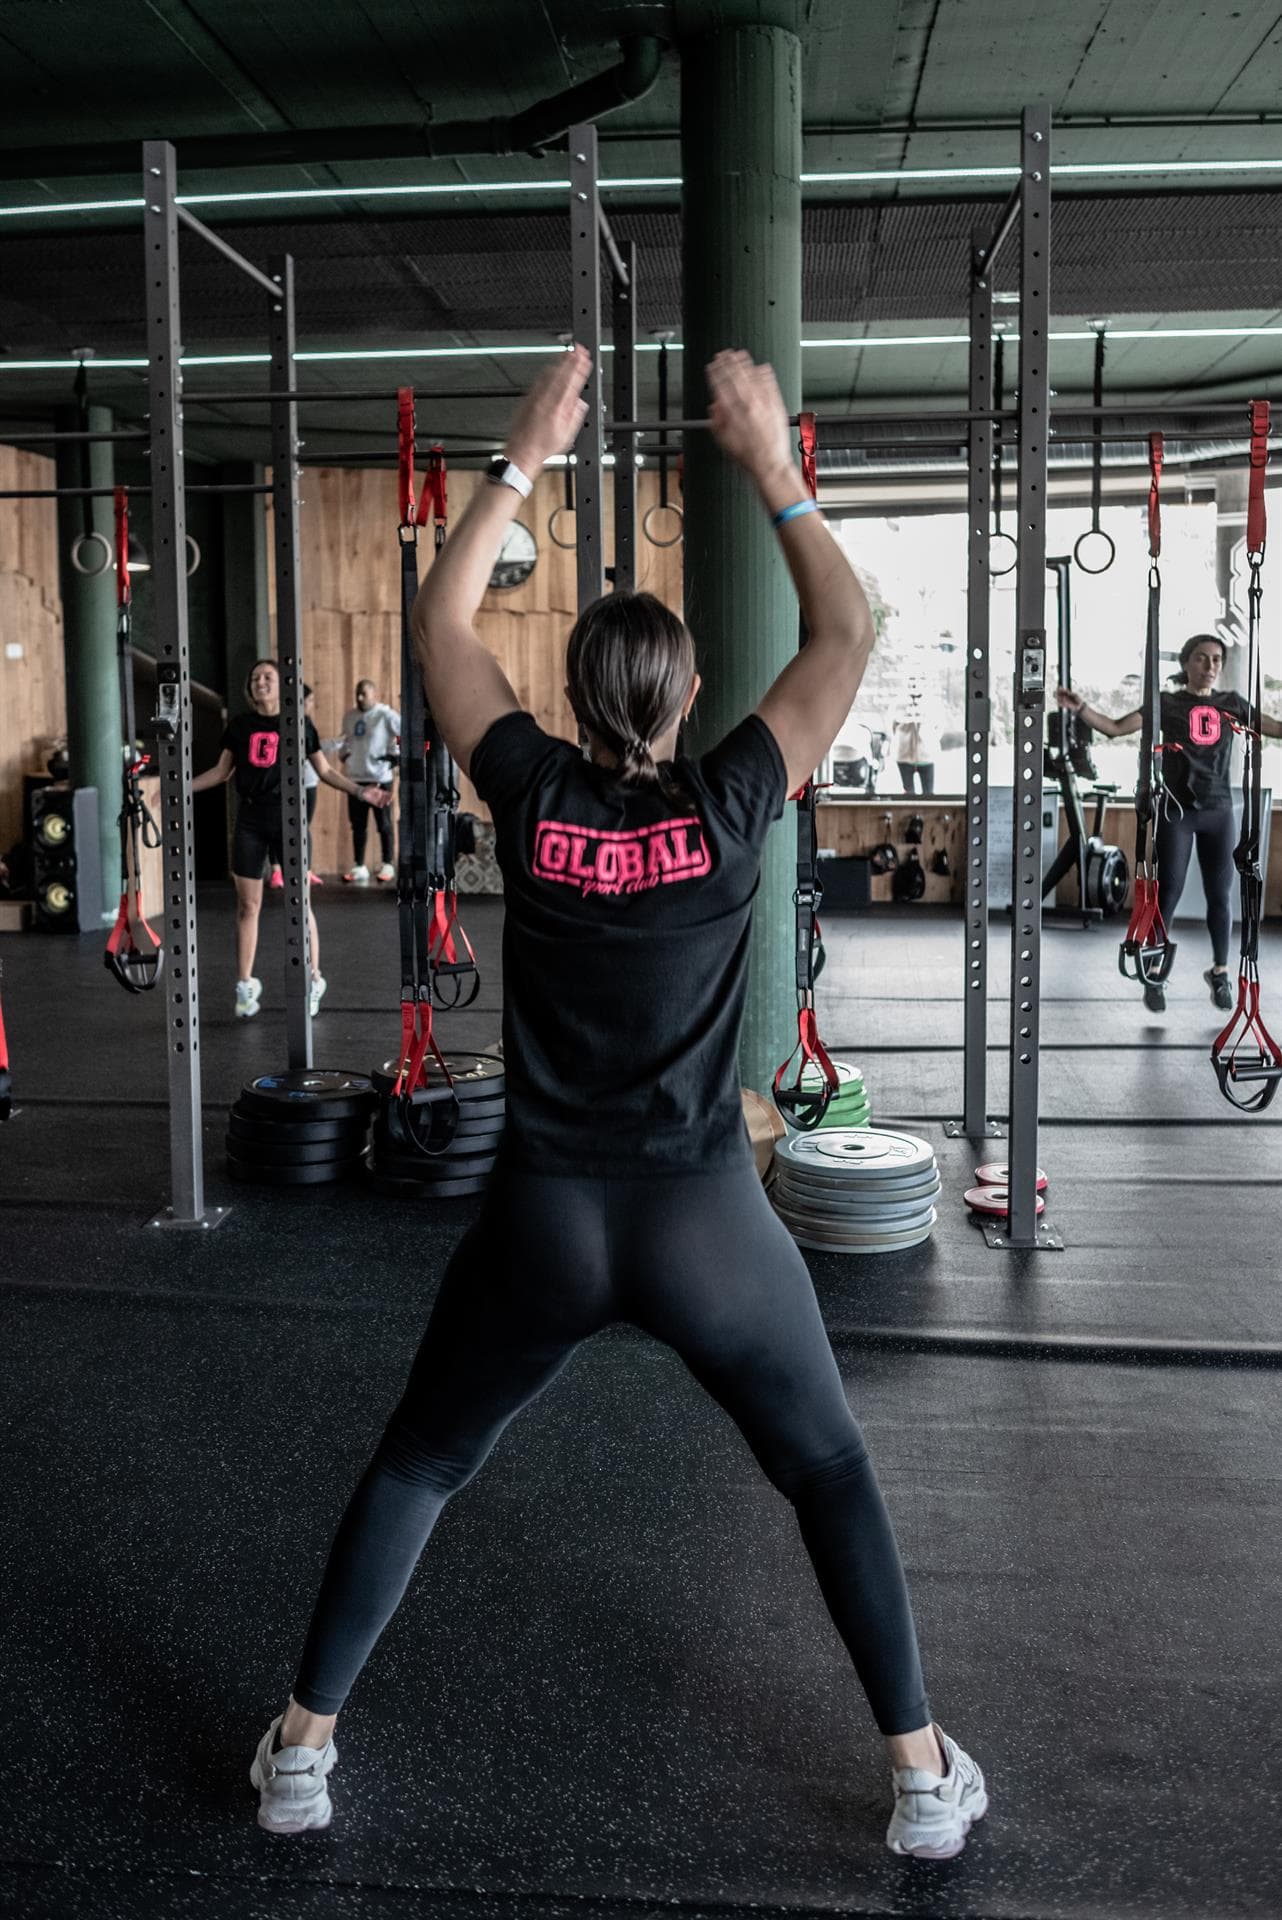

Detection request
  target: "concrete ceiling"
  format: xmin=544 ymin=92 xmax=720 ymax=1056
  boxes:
xmin=2 ymin=0 xmax=1282 ymax=457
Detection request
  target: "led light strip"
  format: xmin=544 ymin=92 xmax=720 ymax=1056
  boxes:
xmin=3 ymin=324 xmax=1282 ymax=374
xmin=7 ymin=155 xmax=1282 ymax=220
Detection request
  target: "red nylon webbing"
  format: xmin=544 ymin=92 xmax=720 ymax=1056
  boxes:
xmin=799 ymin=412 xmax=818 ymax=501
xmin=1247 ymin=399 xmax=1270 ymax=560
xmin=397 ymin=387 xmax=417 ymax=527
xmin=1147 ymin=434 xmax=1163 ymax=560
xmin=114 ymin=487 xmax=130 ymax=608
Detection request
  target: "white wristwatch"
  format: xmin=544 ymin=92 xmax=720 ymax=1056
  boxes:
xmin=488 ymin=456 xmax=534 ymax=499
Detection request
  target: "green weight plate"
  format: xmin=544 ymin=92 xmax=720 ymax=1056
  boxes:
xmin=225 ymin=1134 xmax=370 ymax=1167
xmin=224 ymin=1154 xmax=363 ymax=1187
xmin=238 ymin=1070 xmax=376 ymax=1122
xmin=798 ymin=1060 xmax=864 ymax=1092
xmin=228 ymin=1109 xmax=370 ymax=1147
xmin=370 ymin=1053 xmax=505 ymax=1102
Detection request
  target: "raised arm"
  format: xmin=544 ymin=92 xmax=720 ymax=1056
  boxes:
xmin=1055 ymin=688 xmax=1142 ymax=738
xmin=705 ymin=352 xmax=876 ymax=795
xmin=192 ymin=749 xmax=235 ymax=793
xmin=412 ymin=349 xmax=590 ymax=777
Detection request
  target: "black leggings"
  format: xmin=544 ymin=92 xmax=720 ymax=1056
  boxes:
xmin=1156 ymin=801 xmax=1236 ymax=966
xmin=291 ymin=1162 xmax=932 ymax=1736
xmin=897 ymin=761 xmax=935 ymax=795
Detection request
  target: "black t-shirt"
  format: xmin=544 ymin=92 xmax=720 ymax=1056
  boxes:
xmin=1159 ymin=690 xmax=1249 ymax=810
xmin=221 ymin=712 xmax=321 ymax=811
xmin=470 ymin=710 xmax=788 ymax=1176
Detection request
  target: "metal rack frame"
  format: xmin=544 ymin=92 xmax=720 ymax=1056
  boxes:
xmin=569 ymin=122 xmax=637 ymax=609
xmin=142 ymin=139 xmax=311 ymax=1227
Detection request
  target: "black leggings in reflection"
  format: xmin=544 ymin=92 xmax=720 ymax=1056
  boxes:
xmin=291 ymin=1162 xmax=932 ymax=1736
xmin=1156 ymin=801 xmax=1236 ymax=966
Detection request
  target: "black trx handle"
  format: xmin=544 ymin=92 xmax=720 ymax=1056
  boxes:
xmin=1212 ymin=400 xmax=1282 ymax=1110
xmin=104 ymin=488 xmax=164 ymax=994
xmin=1074 ymin=328 xmax=1116 ymax=574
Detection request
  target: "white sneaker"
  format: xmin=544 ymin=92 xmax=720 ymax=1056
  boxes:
xmin=309 ymin=974 xmax=327 ymax=1018
xmin=250 ymin=1716 xmax=337 ymax=1835
xmin=885 ymin=1723 xmax=988 ymax=1859
xmin=342 ymin=864 xmax=369 ymax=884
xmin=234 ymin=977 xmax=262 ymax=1020
xmin=376 ymin=862 xmax=395 ymax=883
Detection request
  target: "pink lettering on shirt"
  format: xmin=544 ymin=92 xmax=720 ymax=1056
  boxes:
xmin=533 ymin=817 xmax=712 ymax=897
xmin=1188 ymin=704 xmax=1221 ymax=746
xmin=248 ymin=730 xmax=280 ymax=768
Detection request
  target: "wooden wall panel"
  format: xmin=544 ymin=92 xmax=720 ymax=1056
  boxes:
xmin=0 ymin=448 xmax=65 ymax=853
xmin=285 ymin=465 xmax=683 ymax=875
xmin=817 ymin=800 xmax=965 ymax=904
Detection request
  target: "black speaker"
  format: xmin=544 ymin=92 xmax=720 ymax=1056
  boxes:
xmin=30 ymin=786 xmax=102 ymax=934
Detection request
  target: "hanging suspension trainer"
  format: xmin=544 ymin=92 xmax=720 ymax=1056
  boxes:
xmin=419 ymin=445 xmax=480 ymax=1011
xmin=988 ymin=336 xmax=1017 ymax=576
xmin=0 ymin=972 xmax=11 ymax=1122
xmin=1073 ymin=327 xmax=1116 ymax=575
xmin=103 ymin=488 xmax=164 ymax=993
xmin=1119 ymin=433 xmax=1177 ymax=990
xmin=772 ymin=412 xmax=841 ymax=1132
xmin=1211 ymin=399 xmax=1282 ymax=1111
xmin=642 ymin=336 xmax=684 ymax=548
xmin=385 ymin=388 xmax=459 ymax=1157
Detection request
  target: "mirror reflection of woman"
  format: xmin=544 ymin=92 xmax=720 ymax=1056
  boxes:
xmin=1057 ymin=633 xmax=1282 ymax=1013
xmin=192 ymin=660 xmax=390 ymax=1019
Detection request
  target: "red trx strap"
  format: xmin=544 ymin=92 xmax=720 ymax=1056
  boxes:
xmin=773 ymin=412 xmax=841 ymax=1131
xmin=1119 ymin=434 xmax=1177 ymax=990
xmin=0 ymin=969 xmax=11 ymax=1121
xmin=1211 ymin=400 xmax=1282 ymax=1110
xmin=389 ymin=389 xmax=455 ymax=1154
xmin=104 ymin=488 xmax=164 ymax=994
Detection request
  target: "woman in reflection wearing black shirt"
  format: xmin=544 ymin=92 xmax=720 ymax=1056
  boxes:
xmin=1058 ymin=632 xmax=1282 ymax=1014
xmin=251 ymin=353 xmax=988 ymax=1862
xmin=193 ymin=659 xmax=388 ymax=1019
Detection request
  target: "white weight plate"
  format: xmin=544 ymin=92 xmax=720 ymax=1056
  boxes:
xmin=771 ymin=1167 xmax=940 ymax=1213
xmin=774 ymin=1128 xmax=936 ymax=1183
xmin=774 ymin=1200 xmax=938 ymax=1240
xmin=783 ymin=1212 xmax=938 ymax=1255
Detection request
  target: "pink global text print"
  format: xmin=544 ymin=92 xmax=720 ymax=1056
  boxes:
xmin=533 ymin=816 xmax=712 ymax=897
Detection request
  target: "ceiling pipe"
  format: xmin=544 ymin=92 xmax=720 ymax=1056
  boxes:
xmin=0 ymin=35 xmax=665 ymax=181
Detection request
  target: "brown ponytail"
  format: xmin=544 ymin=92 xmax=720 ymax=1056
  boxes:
xmin=566 ymin=591 xmax=696 ymax=805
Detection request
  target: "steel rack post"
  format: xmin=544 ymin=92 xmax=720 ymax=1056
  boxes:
xmin=269 ymin=254 xmax=313 ymax=1068
xmin=569 ymin=123 xmax=605 ymax=609
xmin=999 ymin=104 xmax=1061 ymax=1252
xmin=611 ymin=238 xmax=637 ymax=592
xmin=142 ymin=140 xmax=227 ymax=1230
xmin=949 ymin=240 xmax=1003 ymax=1142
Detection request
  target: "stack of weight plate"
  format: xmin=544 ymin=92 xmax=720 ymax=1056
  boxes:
xmin=225 ymin=1070 xmax=377 ymax=1187
xmin=785 ymin=1060 xmax=871 ymax=1132
xmin=365 ymin=1050 xmax=506 ymax=1199
xmin=770 ymin=1127 xmax=941 ymax=1253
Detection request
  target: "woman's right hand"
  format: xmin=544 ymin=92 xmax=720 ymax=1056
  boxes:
xmin=1055 ymin=687 xmax=1083 ymax=712
xmin=707 ymin=350 xmax=795 ymax=483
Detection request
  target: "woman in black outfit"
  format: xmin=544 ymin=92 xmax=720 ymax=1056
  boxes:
xmin=251 ymin=351 xmax=987 ymax=1862
xmin=1058 ymin=633 xmax=1282 ymax=1013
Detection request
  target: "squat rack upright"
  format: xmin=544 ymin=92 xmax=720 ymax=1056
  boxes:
xmin=566 ymin=104 xmax=1056 ymax=1250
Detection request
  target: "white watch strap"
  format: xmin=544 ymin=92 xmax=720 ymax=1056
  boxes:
xmin=493 ymin=460 xmax=534 ymax=499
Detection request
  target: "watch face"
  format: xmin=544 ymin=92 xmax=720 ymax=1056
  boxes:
xmin=489 ymin=519 xmax=538 ymax=591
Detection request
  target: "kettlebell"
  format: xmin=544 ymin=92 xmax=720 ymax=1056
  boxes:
xmin=893 ymin=849 xmax=927 ymax=902
xmin=931 ymin=848 xmax=952 ymax=877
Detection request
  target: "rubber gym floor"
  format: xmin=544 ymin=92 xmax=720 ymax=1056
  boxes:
xmin=2 ymin=889 xmax=1279 ymax=1920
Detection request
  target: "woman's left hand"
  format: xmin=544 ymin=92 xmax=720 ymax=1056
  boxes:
xmin=505 ymin=347 xmax=592 ymax=475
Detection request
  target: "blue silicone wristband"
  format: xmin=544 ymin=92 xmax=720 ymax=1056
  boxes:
xmin=772 ymin=499 xmax=821 ymax=529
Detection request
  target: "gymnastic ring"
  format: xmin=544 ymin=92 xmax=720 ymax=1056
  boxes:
xmin=69 ymin=530 xmax=113 ymax=577
xmin=988 ymin=531 xmax=1018 ymax=578
xmin=547 ymin=504 xmax=576 ymax=550
xmin=186 ymin=534 xmax=201 ymax=578
xmin=1073 ymin=528 xmax=1115 ymax=576
xmin=642 ymin=501 xmax=684 ymax=549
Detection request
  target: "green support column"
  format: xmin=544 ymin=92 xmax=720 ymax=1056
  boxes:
xmin=681 ymin=21 xmax=803 ymax=1094
xmin=55 ymin=404 xmax=119 ymax=926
